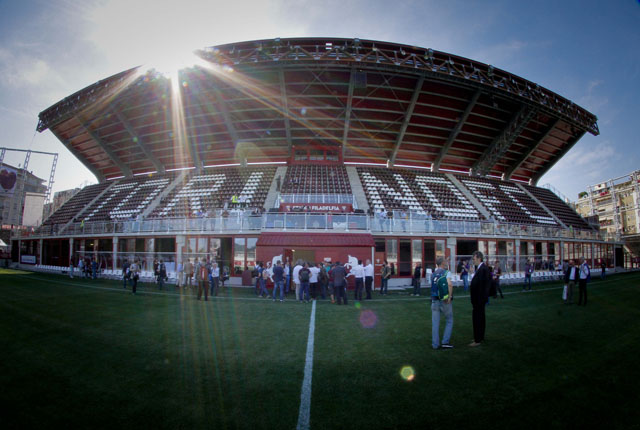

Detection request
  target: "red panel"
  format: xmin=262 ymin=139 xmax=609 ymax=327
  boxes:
xmin=256 ymin=232 xmax=374 ymax=247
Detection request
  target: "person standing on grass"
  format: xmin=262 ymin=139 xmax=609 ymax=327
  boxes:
xmin=258 ymin=264 xmax=271 ymax=298
xmin=317 ymin=263 xmax=328 ymax=299
xmin=380 ymin=260 xmax=391 ymax=295
xmin=601 ymin=261 xmax=606 ymax=280
xmin=431 ymin=257 xmax=454 ymax=349
xmin=156 ymin=259 xmax=167 ymax=290
xmin=564 ymin=260 xmax=577 ymax=305
xmin=461 ymin=259 xmax=470 ymax=292
xmin=272 ymin=260 xmax=285 ymax=302
xmin=364 ymin=259 xmax=374 ymax=299
xmin=578 ymin=257 xmax=591 ymax=306
xmin=176 ymin=260 xmax=184 ymax=288
xmin=331 ymin=261 xmax=348 ymax=305
xmin=492 ymin=260 xmax=504 ymax=299
xmin=298 ymin=262 xmax=311 ymax=303
xmin=69 ymin=258 xmax=74 ymax=279
xmin=352 ymin=260 xmax=364 ymax=302
xmin=284 ymin=256 xmax=291 ymax=295
xmin=292 ymin=260 xmax=303 ymax=301
xmin=196 ymin=258 xmax=210 ymax=301
xmin=469 ymin=251 xmax=491 ymax=347
xmin=130 ymin=258 xmax=140 ymax=295
xmin=328 ymin=262 xmax=336 ymax=303
xmin=210 ymin=262 xmax=220 ymax=296
xmin=121 ymin=259 xmax=129 ymax=288
xmin=412 ymin=263 xmax=423 ymax=296
xmin=184 ymin=259 xmax=194 ymax=289
xmin=309 ymin=262 xmax=320 ymax=299
xmin=523 ymin=260 xmax=533 ymax=291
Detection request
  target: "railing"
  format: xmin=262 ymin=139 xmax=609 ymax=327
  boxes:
xmin=12 ymin=213 xmax=610 ymax=241
xmin=277 ymin=194 xmax=355 ymax=205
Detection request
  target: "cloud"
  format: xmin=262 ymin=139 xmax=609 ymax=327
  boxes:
xmin=542 ymin=139 xmax=620 ymax=198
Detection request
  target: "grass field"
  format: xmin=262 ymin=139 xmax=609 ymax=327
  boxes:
xmin=1 ymin=269 xmax=639 ymax=429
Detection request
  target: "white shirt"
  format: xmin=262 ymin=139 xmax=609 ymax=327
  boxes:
xmin=292 ymin=265 xmax=302 ymax=285
xmin=579 ymin=263 xmax=590 ymax=280
xmin=364 ymin=263 xmax=374 ymax=277
xmin=309 ymin=266 xmax=320 ymax=283
xmin=352 ymin=264 xmax=364 ymax=279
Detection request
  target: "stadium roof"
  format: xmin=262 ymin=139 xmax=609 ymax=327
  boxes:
xmin=37 ymin=37 xmax=598 ymax=184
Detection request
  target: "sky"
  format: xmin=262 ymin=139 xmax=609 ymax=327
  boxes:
xmin=0 ymin=0 xmax=639 ymax=201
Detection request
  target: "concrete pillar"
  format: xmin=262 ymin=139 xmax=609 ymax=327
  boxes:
xmin=515 ymin=239 xmax=521 ymax=273
xmin=113 ymin=237 xmax=118 ymax=271
xmin=176 ymin=235 xmax=185 ymax=268
xmin=447 ymin=237 xmax=457 ymax=270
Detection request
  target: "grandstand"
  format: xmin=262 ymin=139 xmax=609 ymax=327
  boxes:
xmin=10 ymin=37 xmax=633 ymax=281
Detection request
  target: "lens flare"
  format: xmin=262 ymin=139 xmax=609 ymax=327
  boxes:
xmin=359 ymin=309 xmax=378 ymax=328
xmin=400 ymin=366 xmax=415 ymax=382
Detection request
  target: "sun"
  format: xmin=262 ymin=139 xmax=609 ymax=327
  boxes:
xmin=145 ymin=50 xmax=207 ymax=79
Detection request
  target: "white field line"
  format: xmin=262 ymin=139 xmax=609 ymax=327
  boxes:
xmin=296 ymin=299 xmax=316 ymax=430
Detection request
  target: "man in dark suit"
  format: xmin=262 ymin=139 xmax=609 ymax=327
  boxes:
xmin=469 ymin=251 xmax=491 ymax=347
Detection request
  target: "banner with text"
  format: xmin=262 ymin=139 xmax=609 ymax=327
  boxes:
xmin=279 ymin=203 xmax=353 ymax=213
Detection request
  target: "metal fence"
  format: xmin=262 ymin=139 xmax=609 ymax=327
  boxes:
xmin=13 ymin=212 xmax=607 ymax=241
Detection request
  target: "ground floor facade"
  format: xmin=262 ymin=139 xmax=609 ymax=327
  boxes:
xmin=13 ymin=231 xmax=631 ymax=286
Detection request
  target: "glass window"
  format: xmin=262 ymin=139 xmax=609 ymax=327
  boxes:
xmin=209 ymin=238 xmax=221 ymax=259
xmin=435 ymin=240 xmax=445 ymax=261
xmin=187 ymin=238 xmax=197 ymax=254
xmin=412 ymin=239 xmax=422 ymax=266
xmin=386 ymin=239 xmax=397 ymax=264
xmin=197 ymin=238 xmax=207 ymax=254
xmin=247 ymin=237 xmax=257 ymax=267
xmin=234 ymin=237 xmax=245 ymax=273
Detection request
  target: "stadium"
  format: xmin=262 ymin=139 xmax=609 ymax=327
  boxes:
xmin=11 ymin=37 xmax=622 ymax=281
xmin=4 ymin=37 xmax=640 ymax=430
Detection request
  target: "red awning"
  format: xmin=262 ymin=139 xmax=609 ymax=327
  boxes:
xmin=257 ymin=232 xmax=374 ymax=247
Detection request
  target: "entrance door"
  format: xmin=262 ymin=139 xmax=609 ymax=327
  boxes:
xmin=293 ymin=249 xmax=316 ymax=265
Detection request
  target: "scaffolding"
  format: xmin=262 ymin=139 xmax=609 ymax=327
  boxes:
xmin=0 ymin=147 xmax=58 ymax=226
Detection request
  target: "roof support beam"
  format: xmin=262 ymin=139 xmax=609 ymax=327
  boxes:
xmin=183 ymin=108 xmax=202 ymax=172
xmin=278 ymin=68 xmax=293 ymax=152
xmin=531 ymin=129 xmax=586 ymax=185
xmin=504 ymin=118 xmax=560 ymax=180
xmin=112 ymin=110 xmax=165 ymax=173
xmin=389 ymin=74 xmax=425 ymax=166
xmin=50 ymin=128 xmax=105 ymax=182
xmin=342 ymin=66 xmax=356 ymax=159
xmin=212 ymin=87 xmax=240 ymax=155
xmin=432 ymin=88 xmax=481 ymax=172
xmin=472 ymin=104 xmax=538 ymax=177
xmin=77 ymin=118 xmax=132 ymax=178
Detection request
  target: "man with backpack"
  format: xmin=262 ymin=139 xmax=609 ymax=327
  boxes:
xmin=431 ymin=257 xmax=454 ymax=349
xmin=298 ymin=262 xmax=311 ymax=303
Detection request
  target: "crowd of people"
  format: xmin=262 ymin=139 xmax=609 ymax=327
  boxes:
xmin=72 ymin=247 xmax=597 ymax=352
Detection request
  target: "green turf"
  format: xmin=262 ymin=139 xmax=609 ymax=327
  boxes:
xmin=1 ymin=270 xmax=639 ymax=429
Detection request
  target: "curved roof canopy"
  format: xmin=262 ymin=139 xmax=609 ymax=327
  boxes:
xmin=38 ymin=37 xmax=598 ymax=184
